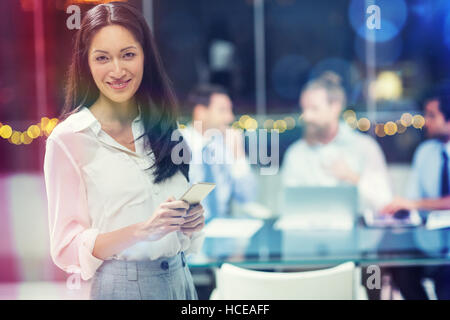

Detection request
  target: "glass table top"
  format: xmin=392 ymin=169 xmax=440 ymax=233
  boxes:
xmin=187 ymin=217 xmax=450 ymax=269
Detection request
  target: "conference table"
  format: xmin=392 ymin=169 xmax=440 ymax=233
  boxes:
xmin=187 ymin=217 xmax=450 ymax=270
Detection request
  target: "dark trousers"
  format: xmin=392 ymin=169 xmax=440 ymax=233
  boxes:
xmin=390 ymin=265 xmax=450 ymax=300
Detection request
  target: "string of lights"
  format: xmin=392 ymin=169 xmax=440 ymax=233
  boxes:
xmin=228 ymin=111 xmax=425 ymax=135
xmin=0 ymin=110 xmax=425 ymax=146
xmin=0 ymin=117 xmax=59 ymax=145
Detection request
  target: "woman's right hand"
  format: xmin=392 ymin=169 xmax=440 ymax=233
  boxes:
xmin=135 ymin=196 xmax=189 ymax=241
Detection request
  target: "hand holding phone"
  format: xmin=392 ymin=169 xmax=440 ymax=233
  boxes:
xmin=179 ymin=182 xmax=216 ymax=206
xmin=179 ymin=183 xmax=215 ymax=236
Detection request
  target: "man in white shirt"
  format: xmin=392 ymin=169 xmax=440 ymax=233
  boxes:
xmin=182 ymin=84 xmax=257 ymax=223
xmin=280 ymin=72 xmax=393 ymax=300
xmin=280 ymin=72 xmax=392 ymax=212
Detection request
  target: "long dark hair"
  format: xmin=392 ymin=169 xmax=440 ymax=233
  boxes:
xmin=59 ymin=2 xmax=189 ymax=184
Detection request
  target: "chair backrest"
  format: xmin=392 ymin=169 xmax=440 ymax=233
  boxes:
xmin=0 ymin=173 xmax=65 ymax=282
xmin=215 ymin=262 xmax=355 ymax=300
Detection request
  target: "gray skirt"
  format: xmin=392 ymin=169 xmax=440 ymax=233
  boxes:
xmin=90 ymin=251 xmax=198 ymax=300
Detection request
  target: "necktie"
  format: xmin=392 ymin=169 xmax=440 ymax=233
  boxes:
xmin=441 ymin=148 xmax=450 ymax=256
xmin=441 ymin=149 xmax=449 ymax=197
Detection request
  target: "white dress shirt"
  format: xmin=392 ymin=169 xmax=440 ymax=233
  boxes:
xmin=280 ymin=122 xmax=393 ymax=211
xmin=43 ymin=105 xmax=205 ymax=280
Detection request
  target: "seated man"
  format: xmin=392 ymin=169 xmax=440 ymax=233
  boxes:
xmin=280 ymin=72 xmax=393 ymax=300
xmin=382 ymin=87 xmax=450 ymax=300
xmin=281 ymin=72 xmax=392 ymax=212
xmin=182 ymin=84 xmax=257 ymax=223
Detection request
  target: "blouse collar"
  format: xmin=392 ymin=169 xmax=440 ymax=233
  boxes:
xmin=72 ymin=104 xmax=142 ymax=136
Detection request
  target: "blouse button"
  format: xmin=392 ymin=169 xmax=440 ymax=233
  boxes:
xmin=160 ymin=261 xmax=169 ymax=271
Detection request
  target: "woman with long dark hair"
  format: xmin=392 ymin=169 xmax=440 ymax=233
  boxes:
xmin=43 ymin=2 xmax=205 ymax=299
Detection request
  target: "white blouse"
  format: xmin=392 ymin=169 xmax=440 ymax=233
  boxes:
xmin=43 ymin=105 xmax=205 ymax=281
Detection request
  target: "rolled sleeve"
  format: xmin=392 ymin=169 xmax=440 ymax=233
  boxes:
xmin=78 ymin=228 xmax=103 ymax=280
xmin=44 ymin=137 xmax=103 ymax=281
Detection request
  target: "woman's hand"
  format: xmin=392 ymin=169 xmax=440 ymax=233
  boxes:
xmin=136 ymin=196 xmax=189 ymax=241
xmin=181 ymin=204 xmax=205 ymax=238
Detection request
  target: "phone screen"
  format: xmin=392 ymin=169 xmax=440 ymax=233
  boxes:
xmin=180 ymin=183 xmax=216 ymax=205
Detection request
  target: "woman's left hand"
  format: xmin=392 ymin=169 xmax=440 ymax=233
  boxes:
xmin=181 ymin=204 xmax=205 ymax=237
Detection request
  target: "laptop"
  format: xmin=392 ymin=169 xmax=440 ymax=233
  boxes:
xmin=275 ymin=186 xmax=359 ymax=231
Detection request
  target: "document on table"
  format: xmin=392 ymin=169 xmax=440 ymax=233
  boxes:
xmin=426 ymin=210 xmax=450 ymax=230
xmin=274 ymin=214 xmax=354 ymax=231
xmin=363 ymin=209 xmax=422 ymax=228
xmin=203 ymin=218 xmax=264 ymax=238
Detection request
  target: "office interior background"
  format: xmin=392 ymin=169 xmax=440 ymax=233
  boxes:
xmin=0 ymin=0 xmax=449 ymax=300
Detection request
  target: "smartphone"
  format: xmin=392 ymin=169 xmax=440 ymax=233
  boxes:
xmin=180 ymin=182 xmax=216 ymax=206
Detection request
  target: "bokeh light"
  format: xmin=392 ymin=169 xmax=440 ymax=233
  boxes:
xmin=375 ymin=123 xmax=386 ymax=137
xmin=263 ymin=119 xmax=274 ymax=130
xmin=396 ymin=120 xmax=407 ymax=134
xmin=346 ymin=117 xmax=358 ymax=129
xmin=244 ymin=117 xmax=258 ymax=131
xmin=412 ymin=115 xmax=425 ymax=129
xmin=27 ymin=125 xmax=40 ymax=139
xmin=357 ymin=118 xmax=371 ymax=132
xmin=0 ymin=124 xmax=13 ymax=139
xmin=284 ymin=116 xmax=296 ymax=130
xmin=343 ymin=109 xmax=356 ymax=121
xmin=43 ymin=118 xmax=59 ymax=136
xmin=273 ymin=120 xmax=287 ymax=133
xmin=239 ymin=115 xmax=250 ymax=128
xmin=400 ymin=113 xmax=413 ymax=127
xmin=21 ymin=132 xmax=33 ymax=145
xmin=10 ymin=131 xmax=22 ymax=145
xmin=384 ymin=121 xmax=398 ymax=135
xmin=232 ymin=121 xmax=241 ymax=130
xmin=371 ymin=71 xmax=403 ymax=100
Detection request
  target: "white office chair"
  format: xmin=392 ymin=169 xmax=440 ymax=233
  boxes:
xmin=210 ymin=261 xmax=367 ymax=300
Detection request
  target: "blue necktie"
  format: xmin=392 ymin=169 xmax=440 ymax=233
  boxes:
xmin=441 ymin=149 xmax=449 ymax=197
xmin=441 ymin=148 xmax=450 ymax=255
xmin=202 ymin=146 xmax=218 ymax=223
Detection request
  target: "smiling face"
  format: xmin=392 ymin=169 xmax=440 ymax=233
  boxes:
xmin=88 ymin=24 xmax=144 ymax=105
